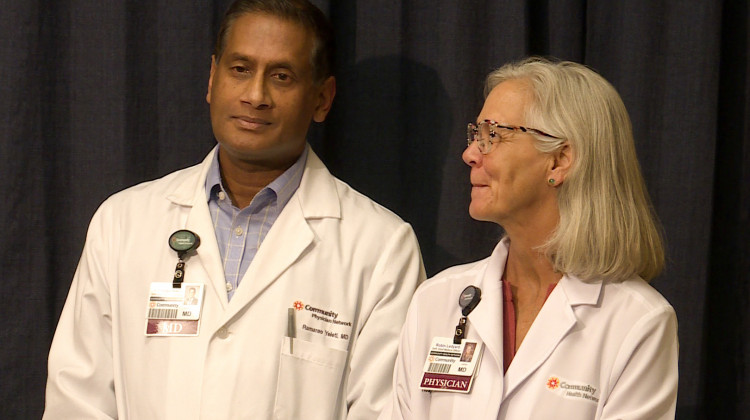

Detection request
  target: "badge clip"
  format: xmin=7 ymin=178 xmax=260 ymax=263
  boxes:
xmin=453 ymin=286 xmax=481 ymax=344
xmin=169 ymin=230 xmax=201 ymax=288
xmin=454 ymin=317 xmax=467 ymax=344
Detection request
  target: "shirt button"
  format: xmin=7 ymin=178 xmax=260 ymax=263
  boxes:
xmin=218 ymin=191 xmax=226 ymax=200
xmin=217 ymin=327 xmax=229 ymax=339
xmin=226 ymin=282 xmax=233 ymax=292
xmin=234 ymin=227 xmax=243 ymax=236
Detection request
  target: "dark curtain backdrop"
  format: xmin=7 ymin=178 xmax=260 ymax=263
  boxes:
xmin=1 ymin=0 xmax=747 ymax=419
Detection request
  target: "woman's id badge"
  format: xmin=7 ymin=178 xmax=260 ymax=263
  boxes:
xmin=419 ymin=337 xmax=483 ymax=393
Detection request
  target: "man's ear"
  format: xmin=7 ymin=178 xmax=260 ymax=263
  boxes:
xmin=206 ymin=55 xmax=217 ymax=104
xmin=548 ymin=142 xmax=573 ymax=186
xmin=313 ymin=76 xmax=336 ymax=123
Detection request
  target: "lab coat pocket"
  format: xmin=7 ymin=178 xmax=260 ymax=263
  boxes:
xmin=273 ymin=336 xmax=348 ymax=420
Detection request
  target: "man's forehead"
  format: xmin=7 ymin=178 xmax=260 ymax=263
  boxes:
xmin=228 ymin=12 xmax=312 ymax=45
xmin=223 ymin=13 xmax=314 ymax=64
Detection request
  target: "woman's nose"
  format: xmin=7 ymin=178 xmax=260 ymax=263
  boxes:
xmin=462 ymin=141 xmax=482 ymax=167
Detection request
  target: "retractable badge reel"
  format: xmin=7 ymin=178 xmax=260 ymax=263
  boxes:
xmin=454 ymin=286 xmax=481 ymax=344
xmin=169 ymin=230 xmax=201 ymax=288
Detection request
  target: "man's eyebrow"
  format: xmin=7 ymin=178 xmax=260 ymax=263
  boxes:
xmin=223 ymin=53 xmax=298 ymax=72
xmin=224 ymin=53 xmax=253 ymax=63
xmin=269 ymin=62 xmax=296 ymax=72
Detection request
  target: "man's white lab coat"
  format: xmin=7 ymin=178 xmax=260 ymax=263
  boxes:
xmin=380 ymin=239 xmax=677 ymax=419
xmin=44 ymin=147 xmax=425 ymax=419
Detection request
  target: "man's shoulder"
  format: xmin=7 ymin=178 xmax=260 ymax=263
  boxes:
xmin=301 ymin=150 xmax=408 ymax=228
xmin=80 ymin=158 xmax=207 ymax=239
xmin=331 ymin=176 xmax=407 ymax=226
xmin=103 ymin=159 xmax=205 ymax=207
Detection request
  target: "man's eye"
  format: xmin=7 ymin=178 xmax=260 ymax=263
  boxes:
xmin=231 ymin=66 xmax=249 ymax=73
xmin=273 ymin=72 xmax=292 ymax=82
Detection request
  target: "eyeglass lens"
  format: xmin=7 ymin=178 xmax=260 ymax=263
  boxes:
xmin=467 ymin=122 xmax=494 ymax=153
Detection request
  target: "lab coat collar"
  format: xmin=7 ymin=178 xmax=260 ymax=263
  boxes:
xmin=503 ymin=271 xmax=603 ymax=398
xmin=160 ymin=145 xmax=342 ymax=320
xmin=557 ymin=272 xmax=603 ymax=307
xmin=158 ymin=148 xmax=229 ymax=310
xmin=467 ymin=238 xmax=605 ymax=400
xmin=165 ymin=148 xmax=215 ymax=207
xmin=163 ymin=144 xmax=340 ymax=217
xmin=223 ymin=147 xmax=339 ymax=319
xmin=295 ymin=145 xmax=341 ymax=220
xmin=466 ymin=240 xmax=508 ymax=375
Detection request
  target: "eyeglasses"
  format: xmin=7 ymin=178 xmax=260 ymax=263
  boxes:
xmin=466 ymin=119 xmax=561 ymax=154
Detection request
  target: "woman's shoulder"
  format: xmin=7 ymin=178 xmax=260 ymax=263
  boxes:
xmin=563 ymin=273 xmax=673 ymax=314
xmin=604 ymin=276 xmax=674 ymax=313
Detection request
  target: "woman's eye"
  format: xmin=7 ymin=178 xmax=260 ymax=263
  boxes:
xmin=493 ymin=130 xmax=512 ymax=141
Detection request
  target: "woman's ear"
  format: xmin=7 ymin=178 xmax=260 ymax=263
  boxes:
xmin=548 ymin=142 xmax=573 ymax=186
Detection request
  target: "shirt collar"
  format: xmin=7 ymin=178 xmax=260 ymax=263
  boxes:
xmin=204 ymin=144 xmax=308 ymax=210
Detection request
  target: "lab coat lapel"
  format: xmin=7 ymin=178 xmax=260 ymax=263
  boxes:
xmin=467 ymin=245 xmax=506 ymax=376
xmin=465 ymin=278 xmax=504 ymax=418
xmin=224 ymin=198 xmax=314 ymax=316
xmin=221 ymin=148 xmax=340 ymax=321
xmin=503 ymin=275 xmax=602 ymax=397
xmin=459 ymin=240 xmax=508 ymax=418
xmin=188 ymin=198 xmax=230 ymax=310
xmin=165 ymin=148 xmax=230 ymax=311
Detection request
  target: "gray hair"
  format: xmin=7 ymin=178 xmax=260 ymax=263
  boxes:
xmin=486 ymin=57 xmax=664 ymax=281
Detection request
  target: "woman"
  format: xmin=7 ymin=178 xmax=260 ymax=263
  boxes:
xmin=379 ymin=57 xmax=678 ymax=419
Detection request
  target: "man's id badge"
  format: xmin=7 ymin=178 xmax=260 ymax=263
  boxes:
xmin=419 ymin=337 xmax=483 ymax=393
xmin=145 ymin=283 xmax=204 ymax=336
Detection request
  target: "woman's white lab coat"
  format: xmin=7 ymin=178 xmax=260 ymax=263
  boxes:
xmin=380 ymin=239 xmax=678 ymax=419
xmin=44 ymin=147 xmax=425 ymax=419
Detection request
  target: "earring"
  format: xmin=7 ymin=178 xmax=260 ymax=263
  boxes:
xmin=548 ymin=178 xmax=556 ymax=185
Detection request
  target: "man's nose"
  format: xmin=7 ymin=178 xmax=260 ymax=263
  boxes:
xmin=241 ymin=75 xmax=271 ymax=109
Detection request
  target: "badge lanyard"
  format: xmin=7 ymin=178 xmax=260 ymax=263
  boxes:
xmin=454 ymin=285 xmax=481 ymax=344
xmin=169 ymin=230 xmax=201 ymax=288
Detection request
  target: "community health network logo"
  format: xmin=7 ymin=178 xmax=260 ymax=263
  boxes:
xmin=293 ymin=300 xmax=304 ymax=310
xmin=545 ymin=375 xmax=599 ymax=403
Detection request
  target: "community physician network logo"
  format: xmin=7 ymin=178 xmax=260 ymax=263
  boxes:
xmin=292 ymin=300 xmax=340 ymax=321
xmin=291 ymin=300 xmax=353 ymax=333
xmin=546 ymin=376 xmax=560 ymax=390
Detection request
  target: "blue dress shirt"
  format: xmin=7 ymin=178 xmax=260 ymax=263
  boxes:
xmin=205 ymin=145 xmax=307 ymax=301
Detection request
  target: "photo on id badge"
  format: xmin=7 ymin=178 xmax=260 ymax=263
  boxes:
xmin=460 ymin=342 xmax=477 ymax=362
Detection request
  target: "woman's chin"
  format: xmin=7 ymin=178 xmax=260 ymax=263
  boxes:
xmin=468 ymin=206 xmax=493 ymax=223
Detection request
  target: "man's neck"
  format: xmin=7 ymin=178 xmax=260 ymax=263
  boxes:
xmin=217 ymin=149 xmax=296 ymax=209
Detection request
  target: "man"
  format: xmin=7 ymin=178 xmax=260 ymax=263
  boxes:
xmin=43 ymin=1 xmax=424 ymax=418
xmin=184 ymin=286 xmax=199 ymax=305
